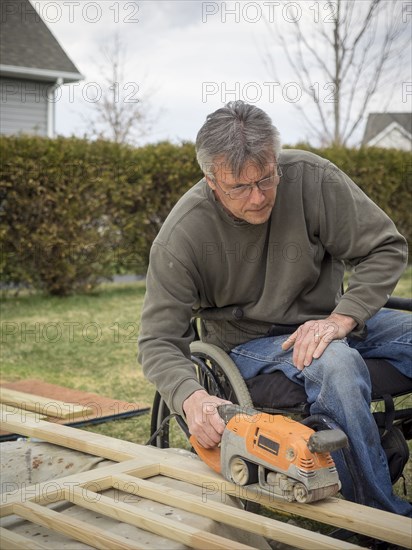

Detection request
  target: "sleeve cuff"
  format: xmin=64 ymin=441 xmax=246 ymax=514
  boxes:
xmin=332 ymin=298 xmax=369 ymax=338
xmin=171 ymin=378 xmax=205 ymax=418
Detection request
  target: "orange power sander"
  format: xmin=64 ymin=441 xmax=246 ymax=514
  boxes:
xmin=190 ymin=404 xmax=348 ymax=503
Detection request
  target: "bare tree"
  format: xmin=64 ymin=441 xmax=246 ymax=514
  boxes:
xmin=84 ymin=34 xmax=157 ymax=145
xmin=264 ymin=0 xmax=410 ymax=146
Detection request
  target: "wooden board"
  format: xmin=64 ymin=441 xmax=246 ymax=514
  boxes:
xmin=0 ymin=380 xmax=149 ymax=439
xmin=0 ymin=403 xmax=47 ymax=421
xmin=0 ymin=387 xmax=92 ymax=420
xmin=1 ymin=411 xmax=411 ymax=550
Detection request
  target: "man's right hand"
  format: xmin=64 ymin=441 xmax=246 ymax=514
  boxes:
xmin=182 ymin=389 xmax=231 ymax=449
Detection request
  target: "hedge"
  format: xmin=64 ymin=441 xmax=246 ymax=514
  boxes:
xmin=0 ymin=135 xmax=410 ymax=295
xmin=0 ymin=136 xmax=202 ymax=294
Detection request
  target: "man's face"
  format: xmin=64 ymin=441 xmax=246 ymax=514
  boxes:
xmin=206 ymin=158 xmax=279 ymax=224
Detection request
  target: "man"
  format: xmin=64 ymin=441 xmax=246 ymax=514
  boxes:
xmin=138 ymin=101 xmax=411 ymax=516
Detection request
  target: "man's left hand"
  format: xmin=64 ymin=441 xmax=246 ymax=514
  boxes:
xmin=281 ymin=313 xmax=357 ymax=370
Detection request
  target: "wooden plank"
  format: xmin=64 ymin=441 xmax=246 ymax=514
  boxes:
xmin=0 ymin=403 xmax=47 ymax=421
xmin=0 ymin=409 xmax=141 ymax=461
xmin=0 ymin=379 xmax=149 ymax=435
xmin=0 ymin=460 xmax=158 ymax=517
xmin=0 ymin=527 xmax=48 ymax=550
xmin=160 ymin=464 xmax=412 ymax=549
xmin=65 ymin=485 xmax=255 ymax=550
xmin=0 ymin=463 xmax=364 ymax=550
xmin=12 ymin=501 xmax=144 ymax=550
xmin=1 ymin=411 xmax=411 ymax=548
xmin=113 ymin=473 xmax=362 ymax=550
xmin=0 ymin=388 xmax=92 ymax=420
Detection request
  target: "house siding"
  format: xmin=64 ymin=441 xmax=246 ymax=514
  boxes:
xmin=0 ymin=77 xmax=50 ymax=136
xmin=362 ymin=113 xmax=412 ymax=151
xmin=369 ymin=127 xmax=411 ymax=151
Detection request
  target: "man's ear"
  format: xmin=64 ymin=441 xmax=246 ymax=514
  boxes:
xmin=205 ymin=176 xmax=216 ymax=190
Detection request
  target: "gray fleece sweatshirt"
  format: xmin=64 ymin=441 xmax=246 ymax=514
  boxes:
xmin=138 ymin=149 xmax=407 ymax=416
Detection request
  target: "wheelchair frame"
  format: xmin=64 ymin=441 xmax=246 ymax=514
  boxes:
xmin=149 ymin=297 xmax=412 ymax=505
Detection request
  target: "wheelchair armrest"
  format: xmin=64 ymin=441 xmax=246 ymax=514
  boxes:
xmin=384 ymin=296 xmax=412 ymax=311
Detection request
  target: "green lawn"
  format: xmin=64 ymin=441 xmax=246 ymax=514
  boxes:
xmin=1 ymin=268 xmax=411 ymax=530
xmin=0 ymin=281 xmax=154 ymax=443
xmin=1 ymin=266 xmax=411 ymax=447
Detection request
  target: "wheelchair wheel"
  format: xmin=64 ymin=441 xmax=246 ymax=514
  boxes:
xmin=190 ymin=341 xmax=254 ymax=407
xmin=150 ymin=341 xmax=253 ymax=449
xmin=149 ymin=342 xmax=261 ymax=513
xmin=150 ymin=391 xmax=190 ymax=449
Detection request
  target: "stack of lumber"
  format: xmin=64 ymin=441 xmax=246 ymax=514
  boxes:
xmin=0 ymin=387 xmax=91 ymax=422
xmin=0 ymin=380 xmax=149 ymax=440
xmin=1 ymin=410 xmax=411 ymax=550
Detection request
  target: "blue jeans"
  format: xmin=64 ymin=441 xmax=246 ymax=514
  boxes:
xmin=229 ymin=309 xmax=412 ymax=516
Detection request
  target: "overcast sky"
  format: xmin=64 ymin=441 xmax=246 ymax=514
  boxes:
xmin=32 ymin=0 xmax=411 ymax=146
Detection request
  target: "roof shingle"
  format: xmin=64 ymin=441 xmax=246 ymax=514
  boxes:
xmin=0 ymin=0 xmax=81 ymax=75
xmin=362 ymin=113 xmax=412 ymax=144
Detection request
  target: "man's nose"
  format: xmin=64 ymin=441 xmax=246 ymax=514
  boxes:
xmin=249 ymin=184 xmax=265 ymax=204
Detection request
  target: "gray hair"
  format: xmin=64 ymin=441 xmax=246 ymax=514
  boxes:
xmin=195 ymin=101 xmax=281 ymax=179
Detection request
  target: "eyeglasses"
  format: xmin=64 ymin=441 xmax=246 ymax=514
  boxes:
xmin=211 ymin=166 xmax=282 ymax=200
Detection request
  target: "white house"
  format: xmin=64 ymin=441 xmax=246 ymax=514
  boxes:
xmin=0 ymin=0 xmax=83 ymax=138
xmin=362 ymin=113 xmax=412 ymax=151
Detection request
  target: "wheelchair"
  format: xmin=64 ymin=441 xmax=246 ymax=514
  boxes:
xmin=150 ymin=297 xmax=412 ymax=505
